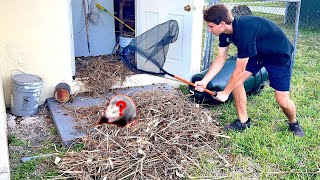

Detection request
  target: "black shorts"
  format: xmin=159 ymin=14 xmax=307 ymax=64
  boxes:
xmin=246 ymin=55 xmax=293 ymax=91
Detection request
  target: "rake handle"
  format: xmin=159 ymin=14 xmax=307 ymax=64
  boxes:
xmin=173 ymin=75 xmax=217 ymax=96
xmin=96 ymin=3 xmax=136 ymax=32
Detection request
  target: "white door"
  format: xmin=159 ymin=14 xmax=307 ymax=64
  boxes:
xmin=71 ymin=0 xmax=116 ymax=57
xmin=135 ymin=0 xmax=204 ymax=81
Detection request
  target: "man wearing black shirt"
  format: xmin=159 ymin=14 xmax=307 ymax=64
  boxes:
xmin=194 ymin=4 xmax=304 ymax=137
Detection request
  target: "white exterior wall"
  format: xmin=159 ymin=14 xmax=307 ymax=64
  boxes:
xmin=0 ymin=0 xmax=75 ymax=106
xmin=0 ymin=70 xmax=10 ymax=179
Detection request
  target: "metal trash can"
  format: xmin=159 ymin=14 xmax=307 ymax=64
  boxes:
xmin=10 ymin=74 xmax=43 ymax=116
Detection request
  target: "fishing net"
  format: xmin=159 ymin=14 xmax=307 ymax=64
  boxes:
xmin=120 ymin=20 xmax=179 ymax=76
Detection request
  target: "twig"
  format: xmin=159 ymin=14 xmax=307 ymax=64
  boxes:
xmin=187 ymin=175 xmax=231 ymax=179
xmin=95 ymin=127 xmax=138 ymax=160
xmin=268 ymin=170 xmax=320 ymax=175
xmin=118 ymin=170 xmax=139 ymax=180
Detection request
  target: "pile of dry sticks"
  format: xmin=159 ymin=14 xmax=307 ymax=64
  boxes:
xmin=53 ymin=90 xmax=230 ymax=179
xmin=75 ymin=55 xmax=135 ymax=95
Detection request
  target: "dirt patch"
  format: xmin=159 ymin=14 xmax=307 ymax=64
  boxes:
xmin=7 ymin=105 xmax=59 ymax=176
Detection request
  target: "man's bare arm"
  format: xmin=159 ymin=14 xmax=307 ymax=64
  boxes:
xmin=213 ymin=57 xmax=252 ymax=102
xmin=224 ymin=57 xmax=252 ymax=95
xmin=202 ymin=46 xmax=230 ymax=84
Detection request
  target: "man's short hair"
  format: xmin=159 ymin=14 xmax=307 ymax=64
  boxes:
xmin=203 ymin=4 xmax=233 ymax=25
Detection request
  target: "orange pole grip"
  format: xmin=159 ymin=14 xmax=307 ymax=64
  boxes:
xmin=173 ymin=75 xmax=216 ymax=96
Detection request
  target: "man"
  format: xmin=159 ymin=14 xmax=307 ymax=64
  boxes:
xmin=194 ymin=4 xmax=304 ymax=137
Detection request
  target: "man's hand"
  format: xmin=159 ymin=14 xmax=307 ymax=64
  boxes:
xmin=214 ymin=91 xmax=230 ymax=102
xmin=194 ymin=80 xmax=209 ymax=92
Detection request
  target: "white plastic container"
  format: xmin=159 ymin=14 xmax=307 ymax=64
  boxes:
xmin=119 ymin=36 xmax=134 ymax=49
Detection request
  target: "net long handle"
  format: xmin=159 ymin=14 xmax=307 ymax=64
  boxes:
xmin=173 ymin=75 xmax=217 ymax=96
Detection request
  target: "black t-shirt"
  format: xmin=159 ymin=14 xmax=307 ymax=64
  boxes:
xmin=219 ymin=16 xmax=294 ymax=65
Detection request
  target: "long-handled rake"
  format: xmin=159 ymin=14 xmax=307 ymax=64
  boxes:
xmin=120 ymin=20 xmax=216 ymax=97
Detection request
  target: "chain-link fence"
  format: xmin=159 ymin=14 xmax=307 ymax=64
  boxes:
xmin=299 ymin=0 xmax=320 ymax=29
xmin=201 ymin=0 xmax=320 ymax=70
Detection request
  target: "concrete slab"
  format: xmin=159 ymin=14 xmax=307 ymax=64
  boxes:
xmin=47 ymin=83 xmax=174 ymax=146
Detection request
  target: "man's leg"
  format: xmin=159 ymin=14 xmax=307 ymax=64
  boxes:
xmin=224 ymin=56 xmax=258 ymax=132
xmin=274 ymin=91 xmax=296 ymax=122
xmin=223 ymin=71 xmax=252 ymax=131
xmin=274 ymin=90 xmax=304 ymax=137
xmin=233 ymin=56 xmax=259 ymax=123
xmin=223 ymin=84 xmax=251 ymax=131
xmin=233 ymin=84 xmax=249 ymax=123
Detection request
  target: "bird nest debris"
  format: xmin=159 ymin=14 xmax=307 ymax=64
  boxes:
xmin=54 ymin=90 xmax=229 ymax=179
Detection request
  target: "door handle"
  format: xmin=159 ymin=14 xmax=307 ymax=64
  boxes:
xmin=184 ymin=5 xmax=191 ymax=12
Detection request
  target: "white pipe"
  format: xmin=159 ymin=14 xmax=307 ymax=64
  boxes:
xmin=0 ymin=69 xmax=10 ymax=179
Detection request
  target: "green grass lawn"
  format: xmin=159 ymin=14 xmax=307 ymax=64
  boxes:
xmin=196 ymin=13 xmax=320 ymax=180
xmin=247 ymin=2 xmax=286 ymax=8
xmin=218 ymin=0 xmax=256 ymax=2
xmin=218 ymin=0 xmax=286 ymax=8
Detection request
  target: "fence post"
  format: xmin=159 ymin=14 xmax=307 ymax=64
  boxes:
xmin=202 ymin=0 xmax=219 ymax=71
xmin=292 ymin=0 xmax=301 ymax=65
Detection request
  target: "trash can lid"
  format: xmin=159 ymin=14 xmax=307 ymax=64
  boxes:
xmin=12 ymin=74 xmax=42 ymax=86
